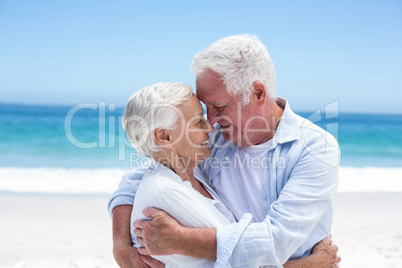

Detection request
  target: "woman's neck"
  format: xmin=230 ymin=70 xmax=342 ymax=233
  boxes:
xmin=153 ymin=152 xmax=194 ymax=179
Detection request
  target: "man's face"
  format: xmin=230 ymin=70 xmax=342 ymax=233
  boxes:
xmin=196 ymin=72 xmax=262 ymax=147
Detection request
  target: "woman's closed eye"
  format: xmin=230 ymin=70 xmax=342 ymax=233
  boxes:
xmin=198 ymin=118 xmax=207 ymax=126
xmin=196 ymin=117 xmax=212 ymax=129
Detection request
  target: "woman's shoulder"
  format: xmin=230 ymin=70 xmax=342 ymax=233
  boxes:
xmin=132 ymin=166 xmax=192 ymax=217
xmin=140 ymin=165 xmax=193 ymax=196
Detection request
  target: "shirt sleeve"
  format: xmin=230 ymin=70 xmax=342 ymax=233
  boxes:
xmin=215 ymin=140 xmax=339 ymax=267
xmin=107 ymin=168 xmax=147 ymax=216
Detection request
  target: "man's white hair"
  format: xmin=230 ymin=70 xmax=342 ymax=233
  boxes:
xmin=122 ymin=82 xmax=193 ymax=157
xmin=191 ymin=34 xmax=276 ymax=105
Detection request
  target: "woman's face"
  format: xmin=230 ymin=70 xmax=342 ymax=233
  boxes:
xmin=169 ymin=94 xmax=214 ymax=168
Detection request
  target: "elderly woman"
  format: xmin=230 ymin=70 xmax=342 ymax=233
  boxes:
xmin=122 ymin=82 xmax=338 ymax=267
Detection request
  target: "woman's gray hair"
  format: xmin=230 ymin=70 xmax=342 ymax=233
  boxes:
xmin=191 ymin=34 xmax=276 ymax=105
xmin=123 ymin=82 xmax=193 ymax=157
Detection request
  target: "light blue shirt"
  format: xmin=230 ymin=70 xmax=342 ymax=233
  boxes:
xmin=108 ymin=98 xmax=339 ymax=268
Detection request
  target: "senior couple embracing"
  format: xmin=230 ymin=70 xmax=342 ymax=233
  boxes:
xmin=108 ymin=34 xmax=341 ymax=268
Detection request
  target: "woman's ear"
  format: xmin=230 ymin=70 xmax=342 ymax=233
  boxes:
xmin=252 ymin=81 xmax=267 ymax=104
xmin=153 ymin=128 xmax=172 ymax=147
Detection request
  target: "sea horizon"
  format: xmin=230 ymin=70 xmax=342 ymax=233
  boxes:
xmin=1 ymin=102 xmax=402 ymax=194
xmin=1 ymin=101 xmax=402 ymax=116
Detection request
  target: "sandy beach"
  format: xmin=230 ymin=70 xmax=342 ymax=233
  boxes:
xmin=0 ymin=194 xmax=116 ymax=268
xmin=332 ymin=193 xmax=402 ymax=267
xmin=1 ymin=192 xmax=401 ymax=267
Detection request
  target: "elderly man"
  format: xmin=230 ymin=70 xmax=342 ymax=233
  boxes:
xmin=109 ymin=35 xmax=340 ymax=267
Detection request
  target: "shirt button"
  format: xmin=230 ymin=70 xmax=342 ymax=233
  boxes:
xmin=225 ymin=156 xmax=229 ymax=160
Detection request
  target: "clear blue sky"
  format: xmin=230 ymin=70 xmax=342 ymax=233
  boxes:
xmin=0 ymin=0 xmax=401 ymax=114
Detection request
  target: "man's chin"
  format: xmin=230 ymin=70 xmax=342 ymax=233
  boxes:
xmin=222 ymin=132 xmax=239 ymax=144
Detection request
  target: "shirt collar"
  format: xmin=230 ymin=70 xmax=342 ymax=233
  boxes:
xmin=272 ymin=97 xmax=300 ymax=145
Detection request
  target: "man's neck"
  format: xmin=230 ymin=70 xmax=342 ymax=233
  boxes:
xmin=251 ymin=98 xmax=284 ymax=146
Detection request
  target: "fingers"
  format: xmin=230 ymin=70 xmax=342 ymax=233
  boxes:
xmin=134 ymin=228 xmax=143 ymax=237
xmin=317 ymin=237 xmax=332 ymax=248
xmin=137 ymin=246 xmax=151 ymax=256
xmin=331 ymin=244 xmax=341 ymax=264
xmin=336 ymin=255 xmax=342 ymax=263
xmin=331 ymin=244 xmax=339 ymax=254
xmin=133 ymin=219 xmax=147 ymax=229
xmin=142 ymin=207 xmax=164 ymax=218
xmin=139 ymin=254 xmax=165 ymax=268
xmin=330 ymin=244 xmax=341 ymax=266
xmin=325 ymin=237 xmax=333 ymax=246
xmin=133 ymin=207 xmax=162 ymax=229
xmin=312 ymin=237 xmax=330 ymax=253
xmin=136 ymin=236 xmax=144 ymax=246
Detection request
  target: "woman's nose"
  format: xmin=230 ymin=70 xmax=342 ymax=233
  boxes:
xmin=206 ymin=120 xmax=215 ymax=133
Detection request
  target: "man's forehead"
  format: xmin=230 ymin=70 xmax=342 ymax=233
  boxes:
xmin=203 ymin=99 xmax=230 ymax=107
xmin=196 ymin=71 xmax=222 ymax=89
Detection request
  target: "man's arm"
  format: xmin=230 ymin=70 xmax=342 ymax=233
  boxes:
xmin=135 ymin=212 xmax=340 ymax=268
xmin=218 ymin=147 xmax=338 ymax=266
xmin=108 ymin=168 xmax=148 ymax=216
xmin=112 ymin=205 xmax=146 ymax=268
xmin=113 ymin=205 xmax=164 ymax=268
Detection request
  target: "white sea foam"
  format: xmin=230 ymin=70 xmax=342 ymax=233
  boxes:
xmin=338 ymin=166 xmax=402 ymax=192
xmin=0 ymin=166 xmax=401 ymax=194
xmin=0 ymin=167 xmax=126 ymax=194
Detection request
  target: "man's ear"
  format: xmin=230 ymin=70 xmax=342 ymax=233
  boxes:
xmin=252 ymin=81 xmax=267 ymax=104
xmin=153 ymin=128 xmax=172 ymax=147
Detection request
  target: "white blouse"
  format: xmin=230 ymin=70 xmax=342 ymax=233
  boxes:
xmin=130 ymin=160 xmax=236 ymax=268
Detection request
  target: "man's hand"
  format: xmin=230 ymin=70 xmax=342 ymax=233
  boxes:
xmin=133 ymin=207 xmax=185 ymax=256
xmin=112 ymin=205 xmax=164 ymax=268
xmin=307 ymin=235 xmax=341 ymax=268
xmin=283 ymin=235 xmax=340 ymax=268
xmin=138 ymin=253 xmax=165 ymax=268
xmin=113 ymin=242 xmax=148 ymax=268
xmin=134 ymin=207 xmax=217 ymax=260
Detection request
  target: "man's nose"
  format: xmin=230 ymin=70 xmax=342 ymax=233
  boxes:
xmin=207 ymin=109 xmax=219 ymax=125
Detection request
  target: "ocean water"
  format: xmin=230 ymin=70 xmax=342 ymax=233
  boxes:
xmin=297 ymin=111 xmax=402 ymax=167
xmin=0 ymin=103 xmax=139 ymax=169
xmin=1 ymin=103 xmax=401 ymax=194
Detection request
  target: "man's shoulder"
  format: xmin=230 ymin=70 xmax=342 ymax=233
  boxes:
xmin=277 ymin=98 xmax=338 ymax=148
xmin=275 ymin=110 xmax=340 ymax=168
xmin=287 ymin=114 xmax=340 ymax=168
xmin=295 ymin=114 xmax=339 ymax=148
xmin=122 ymin=166 xmax=147 ymax=179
